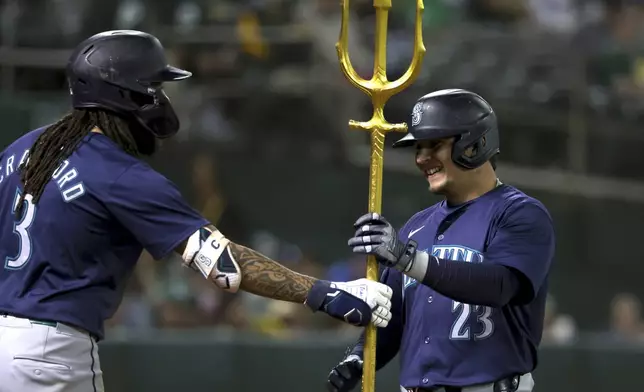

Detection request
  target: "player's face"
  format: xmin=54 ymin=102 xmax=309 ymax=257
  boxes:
xmin=415 ymin=138 xmax=457 ymax=194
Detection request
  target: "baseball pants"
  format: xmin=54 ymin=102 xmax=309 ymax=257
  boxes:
xmin=0 ymin=314 xmax=104 ymax=392
xmin=402 ymin=373 xmax=535 ymax=392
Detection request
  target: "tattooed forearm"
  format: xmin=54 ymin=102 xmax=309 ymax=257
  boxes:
xmin=227 ymin=242 xmax=317 ymax=303
xmin=173 ymin=225 xmax=316 ymax=303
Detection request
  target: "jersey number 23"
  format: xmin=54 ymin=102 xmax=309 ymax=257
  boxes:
xmin=450 ymin=301 xmax=494 ymax=340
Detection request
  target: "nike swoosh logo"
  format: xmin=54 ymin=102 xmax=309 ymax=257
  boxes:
xmin=408 ymin=226 xmax=425 ymax=238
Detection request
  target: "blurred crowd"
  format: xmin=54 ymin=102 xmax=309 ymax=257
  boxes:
xmin=4 ymin=0 xmax=644 ymax=176
xmin=3 ymin=0 xmax=644 ymax=344
xmin=5 ymin=0 xmax=644 ymax=124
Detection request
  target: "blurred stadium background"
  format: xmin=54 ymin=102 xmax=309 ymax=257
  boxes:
xmin=2 ymin=0 xmax=644 ymax=390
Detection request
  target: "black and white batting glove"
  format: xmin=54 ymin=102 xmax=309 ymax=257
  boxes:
xmin=327 ymin=353 xmax=363 ymax=392
xmin=305 ymin=279 xmax=393 ymax=328
xmin=348 ymin=212 xmax=418 ymax=273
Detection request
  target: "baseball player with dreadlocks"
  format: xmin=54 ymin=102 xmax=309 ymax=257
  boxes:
xmin=0 ymin=30 xmax=393 ymax=392
xmin=327 ymin=89 xmax=555 ymax=392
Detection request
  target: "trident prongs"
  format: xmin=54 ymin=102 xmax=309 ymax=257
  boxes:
xmin=337 ymin=0 xmax=426 ymax=136
xmin=335 ymin=0 xmax=371 ymax=97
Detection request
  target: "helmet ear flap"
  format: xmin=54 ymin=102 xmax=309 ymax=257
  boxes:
xmin=453 ymin=132 xmax=499 ymax=169
xmin=452 ymin=134 xmax=487 ymax=169
xmin=463 ymin=136 xmax=484 ymax=158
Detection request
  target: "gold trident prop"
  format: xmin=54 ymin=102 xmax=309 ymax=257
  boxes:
xmin=336 ymin=0 xmax=425 ymax=391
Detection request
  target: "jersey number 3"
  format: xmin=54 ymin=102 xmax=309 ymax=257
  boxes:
xmin=5 ymin=190 xmax=37 ymax=270
xmin=450 ymin=301 xmax=494 ymax=340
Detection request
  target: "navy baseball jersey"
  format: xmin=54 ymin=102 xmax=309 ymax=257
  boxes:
xmin=0 ymin=128 xmax=208 ymax=339
xmin=387 ymin=184 xmax=554 ymax=388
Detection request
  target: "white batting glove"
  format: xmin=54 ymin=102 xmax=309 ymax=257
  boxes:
xmin=331 ymin=278 xmax=393 ymax=328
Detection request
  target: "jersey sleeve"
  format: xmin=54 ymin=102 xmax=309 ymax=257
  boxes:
xmin=486 ymin=200 xmax=555 ymax=301
xmin=105 ymin=162 xmax=210 ymax=260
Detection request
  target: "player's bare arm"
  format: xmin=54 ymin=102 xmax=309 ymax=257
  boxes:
xmin=227 ymin=242 xmax=314 ymax=301
xmin=218 ymin=240 xmax=316 ymax=302
xmin=174 ymin=224 xmax=393 ymax=328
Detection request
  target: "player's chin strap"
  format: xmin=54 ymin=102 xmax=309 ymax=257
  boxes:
xmin=182 ymin=227 xmax=242 ymax=293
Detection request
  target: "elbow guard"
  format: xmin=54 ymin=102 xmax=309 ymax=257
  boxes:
xmin=182 ymin=227 xmax=242 ymax=293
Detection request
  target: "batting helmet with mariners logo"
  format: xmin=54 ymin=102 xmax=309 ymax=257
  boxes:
xmin=393 ymin=89 xmax=500 ymax=169
xmin=66 ymin=30 xmax=191 ymax=139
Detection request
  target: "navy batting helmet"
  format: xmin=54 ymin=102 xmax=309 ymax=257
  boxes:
xmin=393 ymin=89 xmax=500 ymax=169
xmin=66 ymin=30 xmax=191 ymax=139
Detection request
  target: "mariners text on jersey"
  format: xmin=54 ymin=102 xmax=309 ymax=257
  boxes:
xmin=403 ymin=245 xmax=484 ymax=293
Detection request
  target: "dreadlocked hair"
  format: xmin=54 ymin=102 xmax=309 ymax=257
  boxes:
xmin=16 ymin=109 xmax=140 ymax=216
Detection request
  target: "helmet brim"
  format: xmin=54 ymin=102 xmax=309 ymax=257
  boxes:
xmin=140 ymin=65 xmax=192 ymax=83
xmin=392 ymin=132 xmax=417 ymax=148
xmin=392 ymin=125 xmax=472 ymax=148
xmin=158 ymin=65 xmax=192 ymax=81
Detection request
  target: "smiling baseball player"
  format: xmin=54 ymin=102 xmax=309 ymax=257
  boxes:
xmin=327 ymin=89 xmax=555 ymax=392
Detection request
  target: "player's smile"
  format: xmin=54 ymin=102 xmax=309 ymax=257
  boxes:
xmin=424 ymin=165 xmax=444 ymax=180
xmin=416 ymin=138 xmax=453 ymax=191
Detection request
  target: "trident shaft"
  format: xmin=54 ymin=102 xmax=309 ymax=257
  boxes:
xmin=336 ymin=0 xmax=425 ymax=391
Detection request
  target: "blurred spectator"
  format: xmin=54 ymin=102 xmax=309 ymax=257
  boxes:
xmin=189 ymin=150 xmax=250 ymax=243
xmin=192 ymin=152 xmax=226 ymax=224
xmin=115 ymin=0 xmax=147 ymax=30
xmin=526 ymin=0 xmax=581 ymax=34
xmin=541 ymin=294 xmax=577 ymax=344
xmin=608 ymin=292 xmax=644 ymax=342
xmin=584 ymin=0 xmax=644 ymax=117
xmin=236 ymin=6 xmax=269 ymax=60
